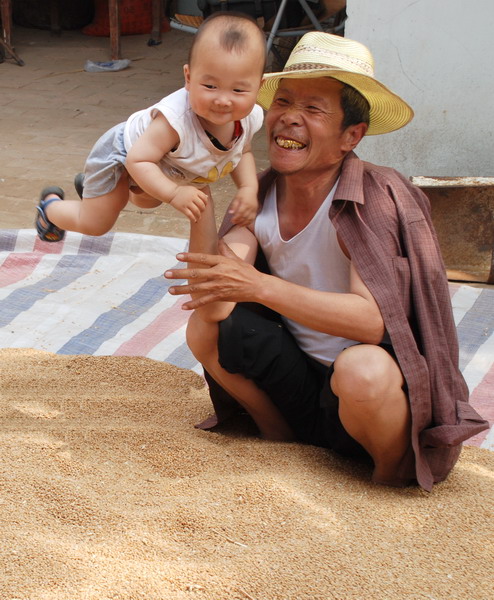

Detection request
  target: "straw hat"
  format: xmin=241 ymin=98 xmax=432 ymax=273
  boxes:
xmin=258 ymin=32 xmax=413 ymax=135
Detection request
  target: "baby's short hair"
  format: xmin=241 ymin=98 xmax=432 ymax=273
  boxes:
xmin=188 ymin=12 xmax=266 ymax=73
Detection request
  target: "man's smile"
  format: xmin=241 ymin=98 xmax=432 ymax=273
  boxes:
xmin=275 ymin=136 xmax=306 ymax=150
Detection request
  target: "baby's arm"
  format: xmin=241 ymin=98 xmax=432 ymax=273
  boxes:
xmin=228 ymin=143 xmax=259 ymax=226
xmin=126 ymin=113 xmax=208 ymax=222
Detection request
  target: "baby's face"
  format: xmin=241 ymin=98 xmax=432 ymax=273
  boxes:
xmin=184 ymin=44 xmax=263 ymax=130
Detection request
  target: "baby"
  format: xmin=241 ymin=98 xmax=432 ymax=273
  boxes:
xmin=35 ymin=13 xmax=266 ymax=242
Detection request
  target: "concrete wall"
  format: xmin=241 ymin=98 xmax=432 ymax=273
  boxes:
xmin=344 ymin=0 xmax=493 ymax=177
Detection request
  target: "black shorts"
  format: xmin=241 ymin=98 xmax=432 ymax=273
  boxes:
xmin=217 ymin=305 xmax=372 ymax=458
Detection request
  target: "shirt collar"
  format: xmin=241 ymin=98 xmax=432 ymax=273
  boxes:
xmin=334 ymin=151 xmax=365 ymax=205
xmin=257 ymin=151 xmax=365 ymax=208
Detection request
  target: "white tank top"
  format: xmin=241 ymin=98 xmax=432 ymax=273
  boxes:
xmin=254 ymin=182 xmax=359 ymax=365
xmin=123 ymin=88 xmax=263 ymax=188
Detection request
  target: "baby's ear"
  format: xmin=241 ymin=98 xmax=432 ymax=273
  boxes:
xmin=183 ymin=64 xmax=190 ymax=88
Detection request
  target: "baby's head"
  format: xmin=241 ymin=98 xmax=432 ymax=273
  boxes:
xmin=184 ymin=13 xmax=266 ymax=127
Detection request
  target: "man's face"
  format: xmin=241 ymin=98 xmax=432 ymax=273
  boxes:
xmin=265 ymin=77 xmax=351 ymax=176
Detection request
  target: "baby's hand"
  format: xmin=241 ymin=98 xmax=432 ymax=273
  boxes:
xmin=170 ymin=186 xmax=208 ymax=222
xmin=228 ymin=188 xmax=259 ymax=227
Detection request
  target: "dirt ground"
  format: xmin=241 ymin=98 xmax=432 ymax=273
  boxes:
xmin=0 ymin=25 xmax=270 ymax=237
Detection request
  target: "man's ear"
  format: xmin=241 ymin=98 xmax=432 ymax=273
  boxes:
xmin=343 ymin=122 xmax=368 ymax=151
xmin=183 ymin=64 xmax=190 ymax=89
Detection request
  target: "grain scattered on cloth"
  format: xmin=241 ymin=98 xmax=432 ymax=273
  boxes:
xmin=1 ymin=348 xmax=493 ymax=600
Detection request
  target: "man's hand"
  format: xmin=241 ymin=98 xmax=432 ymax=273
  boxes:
xmin=169 ymin=185 xmax=209 ymax=223
xmin=164 ymin=240 xmax=264 ymax=310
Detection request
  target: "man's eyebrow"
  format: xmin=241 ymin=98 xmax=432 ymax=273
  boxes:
xmin=275 ymin=88 xmax=327 ymax=104
xmin=304 ymin=96 xmax=327 ymax=104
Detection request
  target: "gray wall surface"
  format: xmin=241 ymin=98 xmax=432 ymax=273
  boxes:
xmin=344 ymin=0 xmax=493 ymax=177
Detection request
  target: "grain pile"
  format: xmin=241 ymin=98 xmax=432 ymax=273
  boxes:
xmin=1 ymin=348 xmax=492 ymax=600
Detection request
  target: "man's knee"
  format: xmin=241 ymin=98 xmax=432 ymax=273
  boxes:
xmin=331 ymin=344 xmax=403 ymax=405
xmin=186 ymin=311 xmax=219 ymax=364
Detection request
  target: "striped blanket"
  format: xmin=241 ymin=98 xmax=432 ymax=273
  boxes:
xmin=1 ymin=229 xmax=492 ymax=450
xmin=0 ymin=230 xmax=195 ymax=371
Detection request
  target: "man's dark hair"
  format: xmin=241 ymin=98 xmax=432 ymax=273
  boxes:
xmin=188 ymin=12 xmax=267 ymax=71
xmin=340 ymin=83 xmax=370 ymax=130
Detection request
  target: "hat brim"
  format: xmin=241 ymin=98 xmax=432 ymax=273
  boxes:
xmin=257 ymin=68 xmax=414 ymax=135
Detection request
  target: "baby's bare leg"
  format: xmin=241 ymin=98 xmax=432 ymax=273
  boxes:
xmin=44 ymin=173 xmax=130 ymax=236
xmin=128 ymin=186 xmax=162 ymax=209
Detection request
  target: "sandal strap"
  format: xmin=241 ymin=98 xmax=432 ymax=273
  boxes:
xmin=39 ymin=195 xmax=63 ymax=215
xmin=36 ymin=187 xmax=66 ymax=242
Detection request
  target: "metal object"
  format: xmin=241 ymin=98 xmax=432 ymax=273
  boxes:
xmin=411 ymin=176 xmax=494 ymax=284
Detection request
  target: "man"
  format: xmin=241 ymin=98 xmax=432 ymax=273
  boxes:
xmin=165 ymin=32 xmax=488 ymax=491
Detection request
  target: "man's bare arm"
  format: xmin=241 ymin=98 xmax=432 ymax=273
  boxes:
xmin=166 ymin=244 xmax=385 ymax=344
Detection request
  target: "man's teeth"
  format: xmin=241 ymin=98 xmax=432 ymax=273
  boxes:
xmin=276 ymin=137 xmax=304 ymax=149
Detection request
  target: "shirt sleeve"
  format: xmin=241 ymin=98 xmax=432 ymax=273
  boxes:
xmin=241 ymin=104 xmax=264 ymax=142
